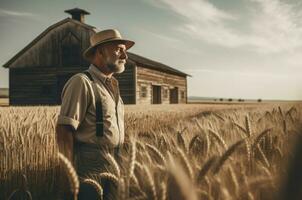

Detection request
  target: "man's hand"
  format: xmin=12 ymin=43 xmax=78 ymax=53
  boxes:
xmin=55 ymin=124 xmax=74 ymax=163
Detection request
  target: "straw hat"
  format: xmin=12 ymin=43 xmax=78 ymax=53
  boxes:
xmin=83 ymin=29 xmax=135 ymax=60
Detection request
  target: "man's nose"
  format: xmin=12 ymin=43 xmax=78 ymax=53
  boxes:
xmin=120 ymin=50 xmax=128 ymax=60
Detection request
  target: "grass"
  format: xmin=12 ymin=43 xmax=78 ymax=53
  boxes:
xmin=0 ymin=102 xmax=301 ymax=199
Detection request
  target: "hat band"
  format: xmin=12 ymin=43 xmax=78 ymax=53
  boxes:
xmin=92 ymin=36 xmax=123 ymax=46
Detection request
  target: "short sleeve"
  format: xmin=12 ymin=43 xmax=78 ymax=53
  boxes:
xmin=57 ymin=74 xmax=91 ymax=130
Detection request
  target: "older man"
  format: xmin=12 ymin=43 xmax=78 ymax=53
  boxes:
xmin=56 ymin=29 xmax=134 ymax=199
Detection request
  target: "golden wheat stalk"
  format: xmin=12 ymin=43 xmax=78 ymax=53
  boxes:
xmin=256 ymin=144 xmax=270 ymax=168
xmin=213 ymin=112 xmax=225 ymax=122
xmin=82 ymin=178 xmax=103 ymax=199
xmin=228 ymin=166 xmax=239 ymax=197
xmin=278 ymin=106 xmax=283 ymax=118
xmin=245 ymin=115 xmax=252 ymax=137
xmin=134 ymin=161 xmax=144 ymax=171
xmin=233 ymin=121 xmax=248 ymax=136
xmin=166 ymin=154 xmax=198 ymax=200
xmin=196 ymin=156 xmax=218 ymax=183
xmin=119 ymin=177 xmax=126 ymax=200
xmin=244 ymin=138 xmax=252 ymax=166
xmin=58 ymin=152 xmax=79 ymax=200
xmin=177 ymin=131 xmax=187 ymax=152
xmin=105 ymin=153 xmax=121 ymax=178
xmin=143 ymin=165 xmax=157 ymax=200
xmin=146 ymin=143 xmax=166 ymax=165
xmin=188 ymin=134 xmax=200 ymax=153
xmin=213 ymin=139 xmax=244 ymax=174
xmin=128 ymin=139 xmax=137 ymax=179
xmin=130 ymin=174 xmax=140 ymax=187
xmin=195 ymin=118 xmax=210 ymax=158
xmin=99 ymin=172 xmax=119 ymax=185
xmin=208 ymin=129 xmax=228 ymax=150
xmin=252 ymin=128 xmax=272 ymax=148
xmin=176 ymin=147 xmax=194 ymax=180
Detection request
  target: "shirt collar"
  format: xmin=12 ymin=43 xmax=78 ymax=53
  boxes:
xmin=88 ymin=64 xmax=110 ymax=84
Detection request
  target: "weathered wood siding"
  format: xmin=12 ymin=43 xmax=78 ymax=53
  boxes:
xmin=8 ymin=20 xmax=93 ymax=68
xmin=10 ymin=63 xmax=136 ymax=105
xmin=136 ymin=66 xmax=187 ymax=104
xmin=9 ymin=67 xmax=87 ymax=105
xmin=8 ymin=20 xmax=94 ymax=105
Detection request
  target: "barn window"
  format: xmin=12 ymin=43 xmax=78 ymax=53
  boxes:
xmin=163 ymin=88 xmax=168 ymax=98
xmin=181 ymin=91 xmax=185 ymax=99
xmin=62 ymin=44 xmax=81 ymax=65
xmin=61 ymin=32 xmax=81 ymax=66
xmin=140 ymin=86 xmax=147 ymax=98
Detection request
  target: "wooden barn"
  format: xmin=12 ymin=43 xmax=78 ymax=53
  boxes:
xmin=2 ymin=8 xmax=189 ymax=105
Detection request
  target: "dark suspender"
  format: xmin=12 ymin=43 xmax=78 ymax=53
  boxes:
xmin=82 ymin=71 xmax=104 ymax=137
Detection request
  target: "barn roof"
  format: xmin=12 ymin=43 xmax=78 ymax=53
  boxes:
xmin=3 ymin=17 xmax=95 ymax=68
xmin=3 ymin=17 xmax=190 ymax=77
xmin=128 ymin=52 xmax=190 ymax=77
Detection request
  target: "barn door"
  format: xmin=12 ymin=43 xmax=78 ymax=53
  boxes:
xmin=169 ymin=87 xmax=179 ymax=104
xmin=56 ymin=74 xmax=74 ymax=104
xmin=152 ymin=85 xmax=162 ymax=104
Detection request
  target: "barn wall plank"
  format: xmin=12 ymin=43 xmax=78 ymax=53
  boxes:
xmin=10 ymin=21 xmax=93 ymax=68
xmin=136 ymin=66 xmax=187 ymax=105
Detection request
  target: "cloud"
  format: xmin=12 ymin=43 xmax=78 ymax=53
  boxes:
xmin=185 ymin=68 xmax=287 ymax=78
xmin=0 ymin=9 xmax=36 ymax=18
xmin=153 ymin=0 xmax=302 ymax=54
xmin=137 ymin=28 xmax=203 ymax=55
xmin=139 ymin=28 xmax=181 ymax=43
xmin=248 ymin=0 xmax=302 ymax=53
xmin=158 ymin=0 xmax=236 ymax=22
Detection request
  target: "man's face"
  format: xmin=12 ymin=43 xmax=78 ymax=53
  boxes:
xmin=97 ymin=42 xmax=128 ymax=74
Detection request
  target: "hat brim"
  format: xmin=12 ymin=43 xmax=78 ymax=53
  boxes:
xmin=83 ymin=39 xmax=135 ymax=61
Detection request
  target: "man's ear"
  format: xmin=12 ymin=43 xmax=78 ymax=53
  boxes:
xmin=97 ymin=46 xmax=105 ymax=57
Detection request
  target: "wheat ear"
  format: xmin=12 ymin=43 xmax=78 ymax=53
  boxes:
xmin=105 ymin=153 xmax=121 ymax=178
xmin=82 ymin=178 xmax=103 ymax=199
xmin=128 ymin=139 xmax=137 ymax=178
xmin=146 ymin=143 xmax=166 ymax=165
xmin=188 ymin=134 xmax=201 ymax=153
xmin=177 ymin=147 xmax=194 ymax=180
xmin=99 ymin=172 xmax=119 ymax=185
xmin=58 ymin=152 xmax=79 ymax=200
xmin=195 ymin=119 xmax=210 ymax=158
xmin=213 ymin=139 xmax=244 ymax=174
xmin=160 ymin=182 xmax=167 ymax=200
xmin=177 ymin=131 xmax=187 ymax=152
xmin=252 ymin=128 xmax=272 ymax=149
xmin=233 ymin=121 xmax=248 ymax=137
xmin=143 ymin=165 xmax=157 ymax=200
xmin=208 ymin=129 xmax=227 ymax=150
xmin=228 ymin=166 xmax=239 ymax=197
xmin=197 ymin=156 xmax=218 ymax=183
xmin=245 ymin=115 xmax=252 ymax=137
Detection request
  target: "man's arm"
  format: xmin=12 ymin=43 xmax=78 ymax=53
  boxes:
xmin=56 ymin=74 xmax=90 ymax=163
xmin=55 ymin=124 xmax=74 ymax=163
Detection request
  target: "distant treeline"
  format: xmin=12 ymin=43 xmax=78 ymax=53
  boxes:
xmin=189 ymin=96 xmax=263 ymax=102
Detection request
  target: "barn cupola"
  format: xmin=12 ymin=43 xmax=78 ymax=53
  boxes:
xmin=64 ymin=8 xmax=90 ymax=23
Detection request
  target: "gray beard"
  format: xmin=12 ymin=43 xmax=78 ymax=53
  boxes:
xmin=107 ymin=63 xmax=125 ymax=74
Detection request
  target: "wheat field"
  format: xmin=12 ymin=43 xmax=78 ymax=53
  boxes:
xmin=0 ymin=103 xmax=301 ymax=199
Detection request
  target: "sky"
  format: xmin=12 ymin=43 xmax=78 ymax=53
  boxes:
xmin=0 ymin=0 xmax=302 ymax=100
